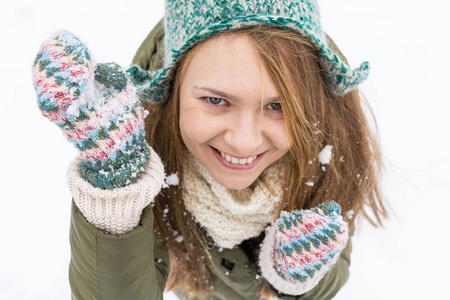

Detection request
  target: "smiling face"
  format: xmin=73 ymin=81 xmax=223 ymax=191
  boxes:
xmin=179 ymin=33 xmax=290 ymax=190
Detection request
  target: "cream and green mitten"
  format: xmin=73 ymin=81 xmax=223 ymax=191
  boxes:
xmin=260 ymin=202 xmax=349 ymax=295
xmin=32 ymin=30 xmax=150 ymax=190
xmin=32 ymin=31 xmax=165 ymax=234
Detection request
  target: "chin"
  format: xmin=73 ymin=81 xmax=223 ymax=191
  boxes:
xmin=213 ymin=174 xmax=258 ymax=190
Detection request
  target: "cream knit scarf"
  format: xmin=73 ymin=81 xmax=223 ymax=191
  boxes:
xmin=182 ymin=153 xmax=289 ymax=249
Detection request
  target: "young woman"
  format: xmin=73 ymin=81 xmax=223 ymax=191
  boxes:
xmin=32 ymin=0 xmax=387 ymax=299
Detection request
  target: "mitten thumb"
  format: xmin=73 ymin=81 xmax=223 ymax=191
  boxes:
xmin=312 ymin=201 xmax=342 ymax=217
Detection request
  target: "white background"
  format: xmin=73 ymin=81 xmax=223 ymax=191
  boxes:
xmin=1 ymin=0 xmax=449 ymax=299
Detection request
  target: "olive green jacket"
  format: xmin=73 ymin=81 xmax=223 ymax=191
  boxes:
xmin=69 ymin=201 xmax=350 ymax=300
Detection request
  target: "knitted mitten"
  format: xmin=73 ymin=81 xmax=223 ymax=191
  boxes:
xmin=32 ymin=31 xmax=150 ymax=189
xmin=260 ymin=202 xmax=349 ymax=295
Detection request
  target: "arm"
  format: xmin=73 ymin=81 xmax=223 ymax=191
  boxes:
xmin=32 ymin=31 xmax=169 ymax=299
xmin=68 ymin=150 xmax=169 ymax=300
xmin=69 ymin=203 xmax=169 ymax=300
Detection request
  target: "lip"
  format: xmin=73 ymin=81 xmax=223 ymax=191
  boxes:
xmin=209 ymin=146 xmax=266 ymax=170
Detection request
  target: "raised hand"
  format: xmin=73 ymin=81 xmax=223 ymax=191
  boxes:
xmin=32 ymin=31 xmax=150 ymax=189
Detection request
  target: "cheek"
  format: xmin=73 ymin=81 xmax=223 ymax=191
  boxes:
xmin=179 ymin=105 xmax=199 ymax=144
xmin=179 ymin=101 xmax=220 ymax=145
xmin=268 ymin=121 xmax=291 ymax=151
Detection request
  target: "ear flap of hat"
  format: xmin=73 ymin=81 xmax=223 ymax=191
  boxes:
xmin=324 ymin=32 xmax=349 ymax=66
xmin=132 ymin=19 xmax=165 ymax=71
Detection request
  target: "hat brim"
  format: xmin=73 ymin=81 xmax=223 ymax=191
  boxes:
xmin=128 ymin=14 xmax=370 ymax=102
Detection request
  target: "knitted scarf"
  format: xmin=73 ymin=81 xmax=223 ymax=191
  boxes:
xmin=182 ymin=154 xmax=289 ymax=249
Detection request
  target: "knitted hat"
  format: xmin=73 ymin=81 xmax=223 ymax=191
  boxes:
xmin=128 ymin=0 xmax=370 ymax=103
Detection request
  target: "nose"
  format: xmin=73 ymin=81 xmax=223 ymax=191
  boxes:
xmin=223 ymin=113 xmax=264 ymax=156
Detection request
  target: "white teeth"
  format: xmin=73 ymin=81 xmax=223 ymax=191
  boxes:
xmin=218 ymin=151 xmax=258 ymax=165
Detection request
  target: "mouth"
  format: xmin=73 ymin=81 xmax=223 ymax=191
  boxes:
xmin=210 ymin=146 xmax=265 ymax=169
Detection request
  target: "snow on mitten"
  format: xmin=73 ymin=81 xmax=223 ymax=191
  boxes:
xmin=259 ymin=201 xmax=348 ymax=295
xmin=32 ymin=31 xmax=150 ymax=189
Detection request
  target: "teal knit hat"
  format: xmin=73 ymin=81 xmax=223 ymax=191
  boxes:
xmin=128 ymin=0 xmax=370 ymax=102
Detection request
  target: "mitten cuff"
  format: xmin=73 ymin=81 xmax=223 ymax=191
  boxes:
xmin=68 ymin=146 xmax=165 ymax=234
xmin=260 ymin=224 xmax=317 ymax=296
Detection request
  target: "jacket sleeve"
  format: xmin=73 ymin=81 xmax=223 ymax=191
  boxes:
xmin=69 ymin=202 xmax=170 ymax=300
xmin=268 ymin=248 xmax=350 ymax=300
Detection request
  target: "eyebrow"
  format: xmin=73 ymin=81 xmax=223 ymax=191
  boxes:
xmin=193 ymin=86 xmax=280 ymax=103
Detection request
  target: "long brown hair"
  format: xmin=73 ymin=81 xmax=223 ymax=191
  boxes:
xmin=144 ymin=26 xmax=387 ymax=297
